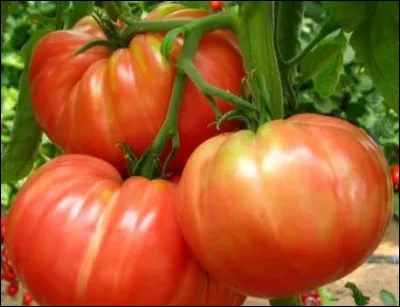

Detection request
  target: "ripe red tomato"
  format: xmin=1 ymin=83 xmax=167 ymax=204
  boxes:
xmin=178 ymin=113 xmax=393 ymax=298
xmin=29 ymin=3 xmax=244 ymax=175
xmin=300 ymin=290 xmax=322 ymax=306
xmin=210 ymin=1 xmax=224 ymax=11
xmin=5 ymin=155 xmax=245 ymax=306
xmin=7 ymin=281 xmax=19 ymax=297
xmin=23 ymin=293 xmax=34 ymax=306
xmin=392 ymin=164 xmax=399 ymax=190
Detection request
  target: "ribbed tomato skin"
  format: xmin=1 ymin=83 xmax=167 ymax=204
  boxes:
xmin=29 ymin=4 xmax=244 ymax=174
xmin=178 ymin=113 xmax=393 ymax=298
xmin=4 ymin=155 xmax=245 ymax=306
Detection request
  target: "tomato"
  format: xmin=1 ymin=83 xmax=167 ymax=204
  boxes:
xmin=210 ymin=1 xmax=224 ymax=11
xmin=23 ymin=293 xmax=34 ymax=306
xmin=4 ymin=155 xmax=245 ymax=306
xmin=178 ymin=113 xmax=393 ymax=298
xmin=7 ymin=281 xmax=19 ymax=297
xmin=392 ymin=164 xmax=399 ymax=190
xmin=300 ymin=291 xmax=322 ymax=306
xmin=29 ymin=3 xmax=244 ymax=175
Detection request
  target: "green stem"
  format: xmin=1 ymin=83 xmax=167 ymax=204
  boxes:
xmin=183 ymin=62 xmax=258 ymax=112
xmin=133 ymin=9 xmax=237 ymax=179
xmin=134 ymin=73 xmax=186 ymax=179
xmin=120 ymin=19 xmax=192 ymax=45
xmin=269 ymin=296 xmax=302 ymax=306
xmin=234 ymin=1 xmax=284 ymax=121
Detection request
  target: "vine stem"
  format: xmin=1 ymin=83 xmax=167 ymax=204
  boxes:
xmin=234 ymin=1 xmax=284 ymax=121
xmin=120 ymin=19 xmax=192 ymax=44
xmin=133 ymin=7 xmax=246 ymax=179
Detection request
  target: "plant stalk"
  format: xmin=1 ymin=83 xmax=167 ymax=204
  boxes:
xmin=234 ymin=1 xmax=284 ymax=121
xmin=133 ymin=8 xmax=240 ymax=179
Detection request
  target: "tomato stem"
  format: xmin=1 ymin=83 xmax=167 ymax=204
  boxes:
xmin=234 ymin=1 xmax=284 ymax=121
xmin=133 ymin=7 xmax=256 ymax=179
xmin=133 ymin=72 xmax=186 ymax=179
xmin=120 ymin=19 xmax=192 ymax=46
xmin=182 ymin=61 xmax=258 ymax=112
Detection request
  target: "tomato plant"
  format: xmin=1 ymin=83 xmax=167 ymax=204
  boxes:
xmin=4 ymin=154 xmax=245 ymax=306
xmin=28 ymin=3 xmax=244 ymax=175
xmin=178 ymin=113 xmax=393 ymax=298
xmin=1 ymin=1 xmax=398 ymax=306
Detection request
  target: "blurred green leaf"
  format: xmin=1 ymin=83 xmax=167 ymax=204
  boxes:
xmin=301 ymin=30 xmax=347 ymax=98
xmin=63 ymin=1 xmax=94 ymax=29
xmin=350 ymin=1 xmax=399 ymax=115
xmin=276 ymin=1 xmax=306 ymax=61
xmin=1 ymin=29 xmax=51 ymax=184
xmin=1 ymin=1 xmax=18 ymax=31
xmin=345 ymin=282 xmax=370 ymax=306
xmin=323 ymin=1 xmax=367 ymax=32
xmin=380 ymin=289 xmax=398 ymax=306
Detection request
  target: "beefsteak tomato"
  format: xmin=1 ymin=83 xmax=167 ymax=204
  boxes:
xmin=178 ymin=113 xmax=393 ymax=298
xmin=4 ymin=155 xmax=245 ymax=306
xmin=29 ymin=3 xmax=244 ymax=174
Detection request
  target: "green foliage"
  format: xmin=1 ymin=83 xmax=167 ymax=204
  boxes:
xmin=345 ymin=282 xmax=370 ymax=306
xmin=1 ymin=29 xmax=51 ymax=184
xmin=300 ymin=30 xmax=347 ymax=98
xmin=276 ymin=1 xmax=305 ymax=61
xmin=288 ymin=2 xmax=399 ymax=168
xmin=323 ymin=1 xmax=399 ymax=115
xmin=380 ymin=289 xmax=399 ymax=306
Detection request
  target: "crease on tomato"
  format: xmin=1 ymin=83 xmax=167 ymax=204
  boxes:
xmin=75 ymin=189 xmax=120 ymax=302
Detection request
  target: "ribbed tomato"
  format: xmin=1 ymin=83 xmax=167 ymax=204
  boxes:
xmin=178 ymin=113 xmax=393 ymax=298
xmin=29 ymin=3 xmax=244 ymax=174
xmin=4 ymin=155 xmax=245 ymax=306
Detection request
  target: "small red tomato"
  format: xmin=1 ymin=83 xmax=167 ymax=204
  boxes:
xmin=210 ymin=1 xmax=224 ymax=11
xmin=300 ymin=291 xmax=322 ymax=306
xmin=1 ymin=267 xmax=16 ymax=282
xmin=7 ymin=281 xmax=19 ymax=297
xmin=23 ymin=293 xmax=34 ymax=306
xmin=392 ymin=164 xmax=399 ymax=190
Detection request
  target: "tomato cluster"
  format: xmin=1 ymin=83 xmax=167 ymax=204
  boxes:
xmin=3 ymin=3 xmax=394 ymax=306
xmin=1 ymin=217 xmax=34 ymax=306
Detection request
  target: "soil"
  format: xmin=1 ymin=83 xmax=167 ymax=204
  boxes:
xmin=1 ymin=223 xmax=398 ymax=306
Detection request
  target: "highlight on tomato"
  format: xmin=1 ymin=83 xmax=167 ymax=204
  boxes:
xmin=29 ymin=3 xmax=244 ymax=175
xmin=178 ymin=113 xmax=393 ymax=298
xmin=4 ymin=155 xmax=245 ymax=306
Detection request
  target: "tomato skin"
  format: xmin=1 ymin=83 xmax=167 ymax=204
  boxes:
xmin=392 ymin=164 xmax=399 ymax=190
xmin=29 ymin=4 xmax=244 ymax=175
xmin=4 ymin=155 xmax=245 ymax=306
xmin=178 ymin=113 xmax=393 ymax=298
